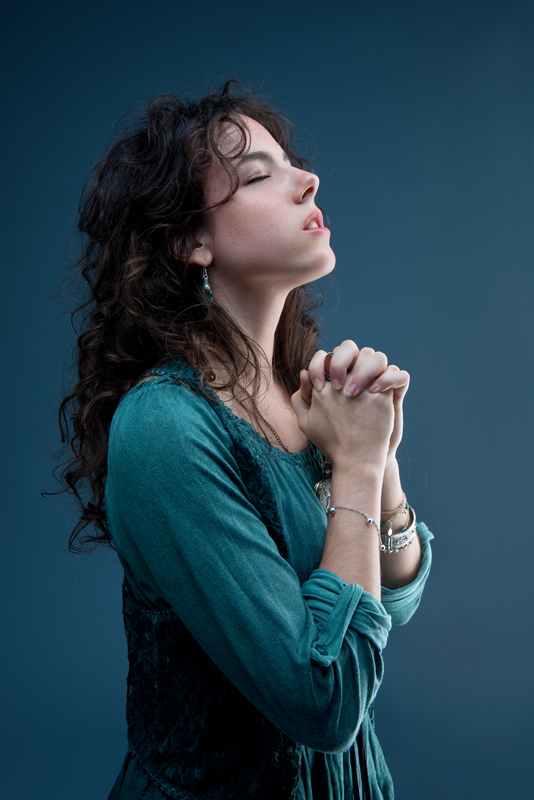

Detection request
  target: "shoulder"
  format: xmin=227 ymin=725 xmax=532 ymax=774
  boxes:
xmin=114 ymin=373 xmax=215 ymax=425
xmin=109 ymin=375 xmax=235 ymax=472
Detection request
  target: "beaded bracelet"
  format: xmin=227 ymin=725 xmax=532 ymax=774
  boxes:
xmin=327 ymin=505 xmax=382 ymax=548
xmin=381 ymin=492 xmax=409 ymax=533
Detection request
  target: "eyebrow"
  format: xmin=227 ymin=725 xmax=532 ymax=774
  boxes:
xmin=235 ymin=150 xmax=291 ymax=168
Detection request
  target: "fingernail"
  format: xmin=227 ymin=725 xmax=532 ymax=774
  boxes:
xmin=369 ymin=383 xmax=380 ymax=392
xmin=332 ymin=379 xmax=342 ymax=390
xmin=345 ymin=383 xmax=357 ymax=397
xmin=313 ymin=378 xmax=323 ymax=391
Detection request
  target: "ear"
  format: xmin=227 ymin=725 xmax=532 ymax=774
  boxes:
xmin=164 ymin=226 xmax=214 ymax=266
xmin=188 ymin=241 xmax=213 ymax=268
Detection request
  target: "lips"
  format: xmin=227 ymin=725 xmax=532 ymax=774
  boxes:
xmin=302 ymin=209 xmax=325 ymax=230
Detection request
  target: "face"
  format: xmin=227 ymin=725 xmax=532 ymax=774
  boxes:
xmin=197 ymin=117 xmax=335 ymax=295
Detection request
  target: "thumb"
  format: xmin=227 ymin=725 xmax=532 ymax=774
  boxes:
xmin=393 ymin=377 xmax=410 ymax=411
xmin=300 ymin=369 xmax=313 ymax=405
xmin=291 ymin=377 xmax=311 ymax=434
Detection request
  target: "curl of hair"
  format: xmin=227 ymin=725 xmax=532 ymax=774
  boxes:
xmin=55 ymin=80 xmax=323 ymax=552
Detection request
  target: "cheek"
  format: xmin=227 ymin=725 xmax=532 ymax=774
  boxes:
xmin=215 ymin=203 xmax=286 ymax=251
xmin=244 ymin=199 xmax=292 ymax=244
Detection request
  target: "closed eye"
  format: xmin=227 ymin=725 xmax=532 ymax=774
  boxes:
xmin=246 ymin=175 xmax=270 ymax=185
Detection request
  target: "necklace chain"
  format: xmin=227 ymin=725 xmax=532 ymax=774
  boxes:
xmin=236 ymin=381 xmax=292 ymax=454
xmin=220 ymin=362 xmax=294 ymax=454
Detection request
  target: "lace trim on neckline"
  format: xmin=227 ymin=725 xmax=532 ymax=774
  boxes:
xmin=217 ymin=402 xmax=315 ymax=464
xmin=133 ymin=368 xmax=316 ymax=465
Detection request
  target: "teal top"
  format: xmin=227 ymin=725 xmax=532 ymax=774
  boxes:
xmin=106 ymin=366 xmax=433 ymax=799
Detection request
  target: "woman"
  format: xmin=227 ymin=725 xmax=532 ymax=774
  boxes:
xmin=58 ymin=81 xmax=433 ymax=799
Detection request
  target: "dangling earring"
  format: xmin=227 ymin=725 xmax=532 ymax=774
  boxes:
xmin=202 ymin=267 xmax=213 ymax=301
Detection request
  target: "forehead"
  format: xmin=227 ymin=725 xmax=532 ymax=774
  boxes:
xmin=204 ymin=117 xmax=284 ymax=205
xmin=216 ymin=116 xmax=281 ymax=159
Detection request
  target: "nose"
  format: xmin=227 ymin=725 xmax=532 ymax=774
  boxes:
xmin=294 ymin=168 xmax=319 ymax=203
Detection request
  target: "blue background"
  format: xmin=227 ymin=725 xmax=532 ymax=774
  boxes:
xmin=1 ymin=0 xmax=533 ymax=797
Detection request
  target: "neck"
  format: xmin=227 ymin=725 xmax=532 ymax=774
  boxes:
xmin=211 ymin=279 xmax=291 ymax=379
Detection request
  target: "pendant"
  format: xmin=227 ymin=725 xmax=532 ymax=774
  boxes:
xmin=314 ymin=461 xmax=332 ymax=513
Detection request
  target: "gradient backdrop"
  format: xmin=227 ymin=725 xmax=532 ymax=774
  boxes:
xmin=2 ymin=1 xmax=533 ymax=797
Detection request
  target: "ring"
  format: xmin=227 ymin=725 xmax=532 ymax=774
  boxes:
xmin=324 ymin=352 xmax=334 ymax=381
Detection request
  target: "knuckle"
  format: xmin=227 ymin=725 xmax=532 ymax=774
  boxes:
xmin=375 ymin=351 xmax=388 ymax=364
xmin=370 ymin=389 xmax=392 ymax=406
xmin=310 ymin=350 xmax=327 ymax=368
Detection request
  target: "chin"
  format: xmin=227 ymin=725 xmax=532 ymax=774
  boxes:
xmin=310 ymin=249 xmax=336 ymax=281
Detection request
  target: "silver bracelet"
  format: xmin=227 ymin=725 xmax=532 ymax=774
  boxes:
xmin=380 ymin=507 xmax=417 ymax=553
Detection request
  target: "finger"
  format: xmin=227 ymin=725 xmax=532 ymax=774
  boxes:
xmin=291 ymin=386 xmax=310 ymax=434
xmin=344 ymin=351 xmax=388 ymax=396
xmin=307 ymin=349 xmax=329 ymax=391
xmin=340 ymin=346 xmax=375 ymax=393
xmin=393 ymin=378 xmax=410 ymax=410
xmin=299 ymin=369 xmax=313 ymax=405
xmin=328 ymin=340 xmax=360 ymax=390
xmin=324 ymin=346 xmax=345 ymax=378
xmin=369 ymin=367 xmax=410 ymax=394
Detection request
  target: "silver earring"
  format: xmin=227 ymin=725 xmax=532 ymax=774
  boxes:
xmin=202 ymin=267 xmax=213 ymax=301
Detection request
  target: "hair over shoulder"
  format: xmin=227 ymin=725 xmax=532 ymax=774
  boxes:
xmin=55 ymin=80 xmax=323 ymax=551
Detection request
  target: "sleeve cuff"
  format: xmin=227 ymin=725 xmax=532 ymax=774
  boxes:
xmin=301 ymin=569 xmax=392 ymax=667
xmin=380 ymin=522 xmax=434 ymax=626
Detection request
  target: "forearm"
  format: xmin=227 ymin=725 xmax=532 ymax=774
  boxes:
xmin=379 ymin=458 xmax=422 ymax=589
xmin=319 ymin=465 xmax=382 ymax=599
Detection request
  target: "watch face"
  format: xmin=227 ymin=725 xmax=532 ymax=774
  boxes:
xmin=314 ymin=478 xmax=332 ymax=513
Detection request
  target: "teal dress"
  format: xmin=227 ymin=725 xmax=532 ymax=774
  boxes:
xmin=106 ymin=363 xmax=433 ymax=799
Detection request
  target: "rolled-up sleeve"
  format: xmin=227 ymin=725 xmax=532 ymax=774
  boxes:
xmin=380 ymin=523 xmax=434 ymax=626
xmin=302 ymin=569 xmax=391 ymax=665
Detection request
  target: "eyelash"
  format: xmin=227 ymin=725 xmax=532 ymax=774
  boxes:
xmin=246 ymin=175 xmax=269 ymax=185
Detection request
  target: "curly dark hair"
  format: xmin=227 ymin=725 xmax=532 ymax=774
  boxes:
xmin=56 ymin=80 xmax=324 ymax=552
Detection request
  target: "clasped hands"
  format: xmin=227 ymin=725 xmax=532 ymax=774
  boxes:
xmin=291 ymin=340 xmax=410 ymax=469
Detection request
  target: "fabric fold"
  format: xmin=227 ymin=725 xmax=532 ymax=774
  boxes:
xmin=302 ymin=570 xmax=392 ymax=666
xmin=380 ymin=524 xmax=434 ymax=626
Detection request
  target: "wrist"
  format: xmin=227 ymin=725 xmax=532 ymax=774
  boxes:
xmin=330 ymin=459 xmax=385 ymax=491
xmin=329 ymin=463 xmax=382 ymax=518
xmin=384 ymin=453 xmax=399 ymax=474
xmin=381 ymin=457 xmax=403 ymax=510
xmin=330 ymin=446 xmax=388 ymax=478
